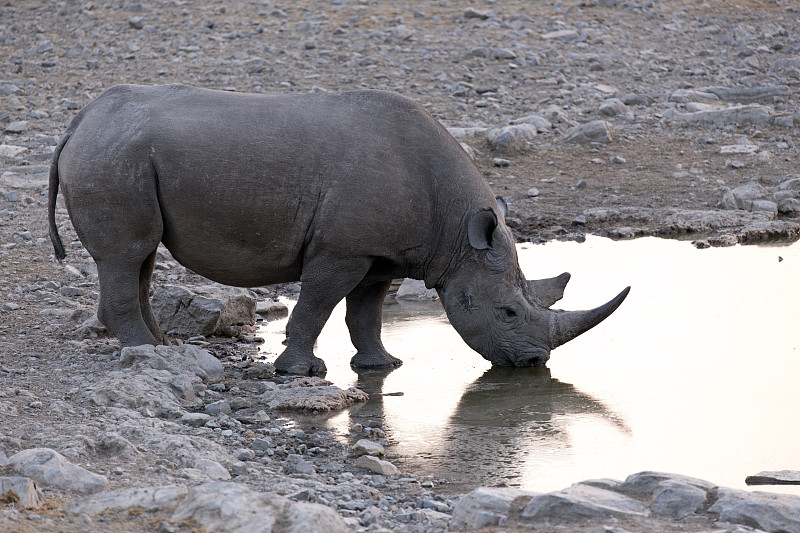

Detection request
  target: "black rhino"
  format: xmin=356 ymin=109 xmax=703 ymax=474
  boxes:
xmin=48 ymin=84 xmax=629 ymax=374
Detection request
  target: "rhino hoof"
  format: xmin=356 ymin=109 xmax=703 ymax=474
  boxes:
xmin=350 ymin=351 xmax=404 ymax=369
xmin=274 ymin=351 xmax=327 ymax=376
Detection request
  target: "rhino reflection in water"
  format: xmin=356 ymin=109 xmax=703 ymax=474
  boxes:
xmin=348 ymin=366 xmax=629 ymax=488
xmin=49 ymin=84 xmax=629 ymax=375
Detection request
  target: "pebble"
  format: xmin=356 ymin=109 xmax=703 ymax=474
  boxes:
xmin=527 ymin=188 xmax=540 ymax=197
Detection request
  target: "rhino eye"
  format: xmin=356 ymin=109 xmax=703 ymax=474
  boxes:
xmin=503 ymin=308 xmax=517 ymax=319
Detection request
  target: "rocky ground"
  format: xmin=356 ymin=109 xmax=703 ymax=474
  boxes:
xmin=2 ymin=0 xmax=800 ymax=531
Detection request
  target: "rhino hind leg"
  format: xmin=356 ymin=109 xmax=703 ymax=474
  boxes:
xmin=96 ymin=254 xmax=161 ymax=347
xmin=274 ymin=256 xmax=374 ymax=375
xmin=346 ymin=279 xmax=403 ymax=369
xmin=139 ymin=249 xmax=170 ymax=345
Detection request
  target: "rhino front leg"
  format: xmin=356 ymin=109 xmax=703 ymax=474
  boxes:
xmin=274 ymin=257 xmax=373 ymax=375
xmin=346 ymin=279 xmax=403 ymax=369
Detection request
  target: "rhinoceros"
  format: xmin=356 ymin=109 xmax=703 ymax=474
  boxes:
xmin=48 ymin=84 xmax=629 ymax=374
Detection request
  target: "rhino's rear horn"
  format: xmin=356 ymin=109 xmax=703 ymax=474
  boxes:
xmin=549 ymin=286 xmax=630 ymax=349
xmin=527 ymin=272 xmax=571 ymax=308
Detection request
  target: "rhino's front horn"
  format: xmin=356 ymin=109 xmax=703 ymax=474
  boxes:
xmin=549 ymin=286 xmax=631 ymax=349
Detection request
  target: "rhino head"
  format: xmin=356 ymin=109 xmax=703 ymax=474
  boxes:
xmin=437 ymin=204 xmax=629 ymax=367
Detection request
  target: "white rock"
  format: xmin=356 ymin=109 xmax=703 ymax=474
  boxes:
xmin=354 ymin=439 xmax=385 ymax=457
xmin=196 ymin=459 xmax=231 ymax=480
xmin=260 ymin=377 xmax=368 ymax=412
xmin=522 ymin=483 xmax=649 ymax=521
xmin=395 ymin=278 xmax=438 ymax=300
xmin=541 ymin=29 xmax=580 ymax=41
xmin=354 ymin=455 xmax=399 ymax=476
xmin=0 ymin=145 xmax=27 ymax=158
xmin=451 ymin=487 xmax=537 ymax=530
xmin=7 ymin=448 xmax=109 ymax=495
xmin=0 ymin=476 xmax=43 ymax=508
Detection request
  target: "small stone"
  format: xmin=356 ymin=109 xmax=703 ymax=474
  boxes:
xmin=463 ymin=7 xmax=491 ymax=20
xmin=233 ymin=448 xmax=255 ymax=461
xmin=128 ymin=16 xmax=145 ymax=29
xmin=285 ymin=454 xmax=315 ymax=475
xmin=527 ymin=188 xmax=540 ymax=197
xmin=180 ymin=412 xmax=212 ymax=427
xmin=576 ymin=180 xmax=587 ymax=189
xmin=492 ymin=48 xmax=517 ymax=60
xmin=354 ymin=439 xmax=385 ymax=457
xmin=562 ymin=121 xmax=617 ymax=144
xmin=251 ymin=437 xmax=275 ymax=451
xmin=492 ymin=158 xmax=510 ymax=167
xmin=612 ymin=156 xmax=626 ymax=164
xmin=4 ymin=121 xmax=28 ymax=134
xmin=6 ymin=191 xmax=18 ymax=202
xmin=354 ymin=455 xmax=399 ymax=476
xmin=541 ymin=29 xmax=581 ymax=41
xmin=599 ymin=98 xmax=628 ymax=117
xmin=205 ymin=400 xmax=231 ymax=416
xmin=195 ymin=459 xmax=230 ymax=481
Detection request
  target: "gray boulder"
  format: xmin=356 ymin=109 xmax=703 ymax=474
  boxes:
xmin=651 ymin=480 xmax=708 ymax=518
xmin=615 ymin=471 xmax=716 ymax=498
xmin=450 ymin=487 xmax=537 ymax=530
xmin=7 ymin=448 xmax=109 ymax=495
xmin=170 ymin=482 xmax=350 ymax=533
xmin=521 ymin=483 xmax=649 ymax=521
xmin=151 ymin=284 xmax=256 ymax=337
xmin=710 ymin=488 xmax=800 ymax=533
xmin=120 ymin=344 xmax=223 ymax=383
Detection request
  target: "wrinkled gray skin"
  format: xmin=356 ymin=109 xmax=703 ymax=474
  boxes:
xmin=48 ymin=84 xmax=629 ymax=374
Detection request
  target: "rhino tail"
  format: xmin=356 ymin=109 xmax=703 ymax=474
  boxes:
xmin=48 ymin=131 xmax=72 ymax=262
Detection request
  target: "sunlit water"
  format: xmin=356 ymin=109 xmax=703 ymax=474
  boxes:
xmin=259 ymin=236 xmax=800 ymax=495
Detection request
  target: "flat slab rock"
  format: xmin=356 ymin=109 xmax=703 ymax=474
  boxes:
xmin=747 ymin=470 xmax=800 ymax=486
xmin=260 ymin=377 xmax=368 ymax=413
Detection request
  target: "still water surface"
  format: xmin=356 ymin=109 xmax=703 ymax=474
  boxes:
xmin=259 ymin=236 xmax=800 ymax=494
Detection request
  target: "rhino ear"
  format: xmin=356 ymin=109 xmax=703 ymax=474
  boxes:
xmin=495 ymin=196 xmax=508 ymax=220
xmin=468 ymin=209 xmax=497 ymax=250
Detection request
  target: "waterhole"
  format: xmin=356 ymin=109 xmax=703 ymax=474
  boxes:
xmin=259 ymin=236 xmax=800 ymax=495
